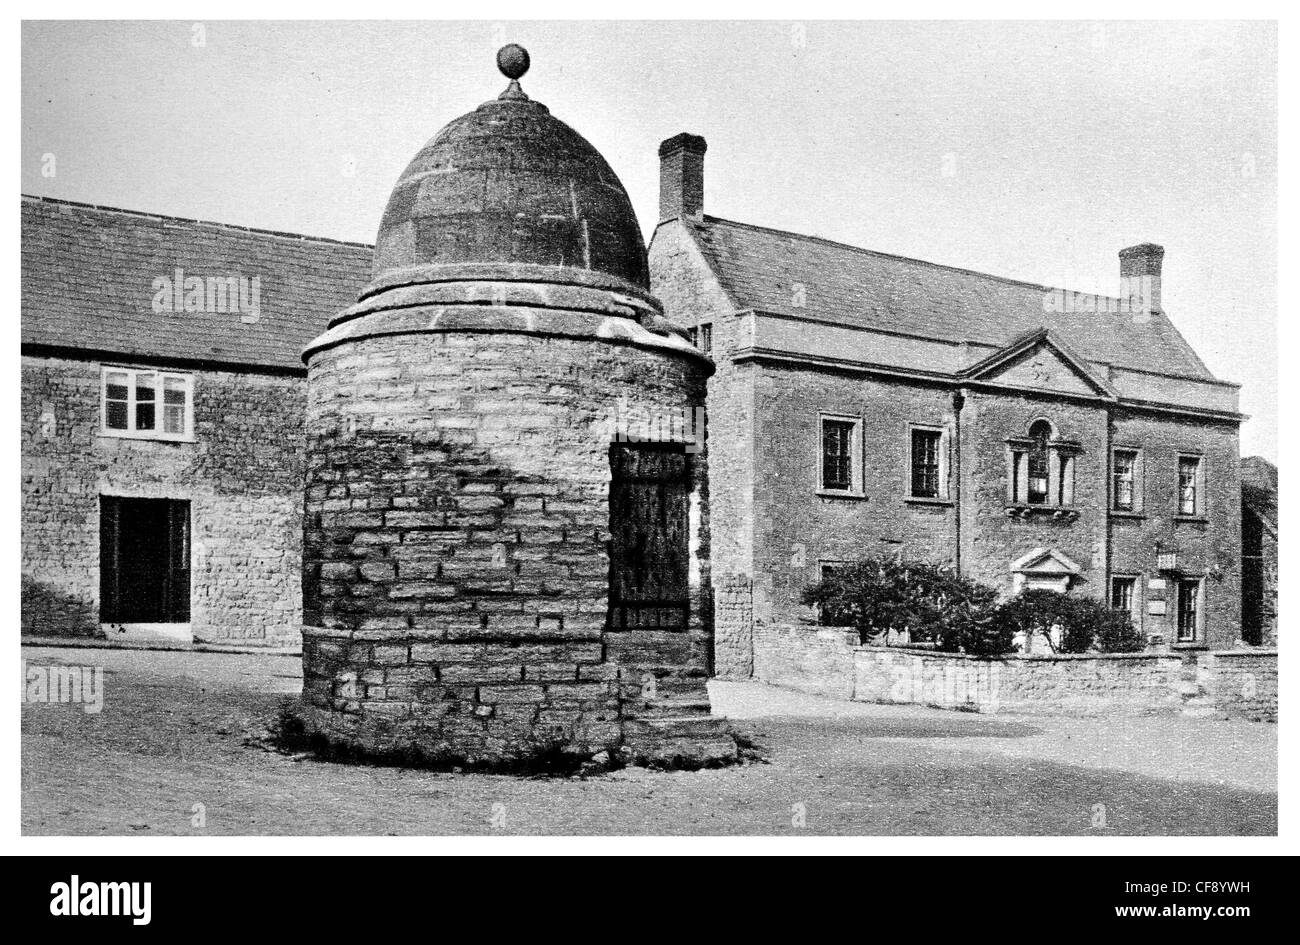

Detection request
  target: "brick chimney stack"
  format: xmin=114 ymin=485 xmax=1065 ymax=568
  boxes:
xmin=659 ymin=133 xmax=707 ymax=223
xmin=1119 ymin=243 xmax=1164 ymax=313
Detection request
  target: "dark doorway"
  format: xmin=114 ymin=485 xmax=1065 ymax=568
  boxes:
xmin=1241 ymin=507 xmax=1266 ymax=645
xmin=608 ymin=444 xmax=690 ymax=633
xmin=100 ymin=496 xmax=191 ymax=623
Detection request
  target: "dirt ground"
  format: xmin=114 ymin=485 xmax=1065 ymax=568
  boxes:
xmin=20 ymin=645 xmax=1276 ymax=836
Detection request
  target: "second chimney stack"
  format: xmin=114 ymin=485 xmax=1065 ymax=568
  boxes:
xmin=1119 ymin=242 xmax=1165 ymax=313
xmin=659 ymin=133 xmax=707 ymax=223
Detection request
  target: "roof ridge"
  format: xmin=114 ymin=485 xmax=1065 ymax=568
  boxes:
xmin=21 ymin=194 xmax=375 ymax=250
xmin=697 ymin=214 xmax=1128 ymax=302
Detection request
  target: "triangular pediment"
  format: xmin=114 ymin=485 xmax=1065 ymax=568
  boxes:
xmin=960 ymin=329 xmax=1117 ymax=399
xmin=1010 ymin=547 xmax=1084 ymax=576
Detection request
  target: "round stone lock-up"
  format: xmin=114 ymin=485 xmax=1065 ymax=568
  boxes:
xmin=297 ymin=48 xmax=738 ymax=768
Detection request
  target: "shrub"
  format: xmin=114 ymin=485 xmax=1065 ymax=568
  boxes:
xmin=941 ymin=602 xmax=1016 ymax=657
xmin=1093 ymin=607 xmax=1148 ymax=653
xmin=801 ymin=557 xmax=1007 ymax=654
xmin=993 ymin=589 xmax=1145 ymax=654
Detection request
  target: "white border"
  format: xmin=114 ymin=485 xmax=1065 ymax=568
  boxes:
xmin=6 ymin=5 xmax=1292 ymax=857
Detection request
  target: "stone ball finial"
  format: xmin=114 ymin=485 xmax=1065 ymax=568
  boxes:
xmin=497 ymin=44 xmax=530 ymax=80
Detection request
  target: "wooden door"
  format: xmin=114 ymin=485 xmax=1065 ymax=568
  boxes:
xmin=608 ymin=445 xmax=690 ymax=632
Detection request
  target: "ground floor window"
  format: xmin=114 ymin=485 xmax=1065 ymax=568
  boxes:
xmin=1111 ymin=576 xmax=1136 ymax=615
xmin=1176 ymin=578 xmax=1201 ymax=643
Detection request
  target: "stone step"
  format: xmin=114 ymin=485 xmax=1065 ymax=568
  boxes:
xmin=637 ymin=698 xmax=714 ymax=717
xmin=621 ymin=719 xmax=740 ymax=768
xmin=623 ymin=714 xmax=732 ymax=738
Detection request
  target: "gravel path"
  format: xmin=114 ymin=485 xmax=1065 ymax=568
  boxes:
xmin=21 ymin=646 xmax=1276 ymax=836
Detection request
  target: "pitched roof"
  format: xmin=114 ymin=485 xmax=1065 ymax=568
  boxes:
xmin=21 ymin=196 xmax=374 ymax=371
xmin=681 ymin=215 xmax=1216 ymax=381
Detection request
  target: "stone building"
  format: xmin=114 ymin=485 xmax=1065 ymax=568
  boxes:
xmin=1241 ymin=455 xmax=1278 ymax=646
xmin=650 ymin=134 xmax=1247 ymax=675
xmin=20 ymin=55 xmax=1264 ymax=704
xmin=294 ymin=47 xmax=734 ymax=766
xmin=21 ymin=194 xmax=370 ymax=645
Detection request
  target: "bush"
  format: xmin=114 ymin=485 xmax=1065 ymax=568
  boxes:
xmin=801 ymin=557 xmax=1007 ymax=654
xmin=941 ymin=602 xmax=1016 ymax=657
xmin=993 ymin=589 xmax=1145 ymax=654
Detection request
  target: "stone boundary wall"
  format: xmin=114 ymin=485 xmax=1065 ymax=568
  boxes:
xmin=1197 ymin=650 xmax=1278 ymax=722
xmin=751 ymin=622 xmax=1277 ymax=721
xmin=752 ymin=623 xmax=856 ymax=699
xmin=854 ymin=647 xmax=1183 ymax=717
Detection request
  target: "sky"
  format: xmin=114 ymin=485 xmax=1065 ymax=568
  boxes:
xmin=21 ymin=19 xmax=1277 ymax=460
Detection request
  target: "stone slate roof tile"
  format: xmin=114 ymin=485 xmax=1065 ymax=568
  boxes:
xmin=686 ymin=215 xmax=1216 ymax=381
xmin=21 ymin=196 xmax=373 ymax=371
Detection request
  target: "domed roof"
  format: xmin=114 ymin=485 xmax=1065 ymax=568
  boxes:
xmin=371 ymin=49 xmax=648 ymax=291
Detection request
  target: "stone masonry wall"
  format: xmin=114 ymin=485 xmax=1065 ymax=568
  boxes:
xmin=854 ymin=647 xmax=1184 ymax=716
xmin=1109 ymin=410 xmax=1242 ymax=647
xmin=750 ymin=365 xmax=960 ymax=629
xmin=650 ymin=221 xmax=756 ymax=677
xmin=714 ymin=574 xmax=755 ymax=679
xmin=958 ymin=389 xmax=1109 ymax=596
xmin=752 ymin=624 xmax=856 ymax=699
xmin=752 ymin=622 xmax=1276 ymax=721
xmin=1194 ymin=650 xmax=1277 ymax=722
xmin=21 ymin=354 xmax=305 ymax=645
xmin=299 ymin=328 xmax=716 ymax=762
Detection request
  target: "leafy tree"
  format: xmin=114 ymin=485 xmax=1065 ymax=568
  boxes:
xmin=993 ymin=589 xmax=1145 ymax=654
xmin=801 ymin=557 xmax=1007 ymax=654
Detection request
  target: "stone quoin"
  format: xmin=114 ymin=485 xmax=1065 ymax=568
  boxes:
xmin=295 ymin=47 xmax=739 ymax=767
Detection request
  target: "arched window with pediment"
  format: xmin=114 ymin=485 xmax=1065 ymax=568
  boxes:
xmin=1007 ymin=417 xmax=1076 ymax=509
xmin=1027 ymin=419 xmax=1052 ymax=504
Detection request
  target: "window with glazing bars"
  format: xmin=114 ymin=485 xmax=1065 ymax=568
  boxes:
xmin=1113 ymin=450 xmax=1136 ymax=511
xmin=1178 ymin=456 xmax=1201 ymax=515
xmin=911 ymin=428 xmax=941 ymax=498
xmin=1111 ymin=576 xmax=1135 ymax=613
xmin=821 ymin=420 xmax=855 ymax=491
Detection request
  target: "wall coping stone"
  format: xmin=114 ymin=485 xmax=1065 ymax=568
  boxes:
xmin=855 ymin=644 xmax=1179 ymax=663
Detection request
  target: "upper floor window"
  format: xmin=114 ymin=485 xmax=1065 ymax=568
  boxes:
xmin=1008 ymin=418 xmax=1074 ymax=507
xmin=101 ymin=367 xmax=193 ymax=441
xmin=819 ymin=415 xmax=861 ymax=494
xmin=1177 ymin=455 xmax=1204 ymax=516
xmin=909 ymin=426 xmax=944 ymax=499
xmin=1112 ymin=449 xmax=1138 ymax=511
xmin=1026 ymin=420 xmax=1051 ymax=504
xmin=697 ymin=322 xmax=713 ymax=355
